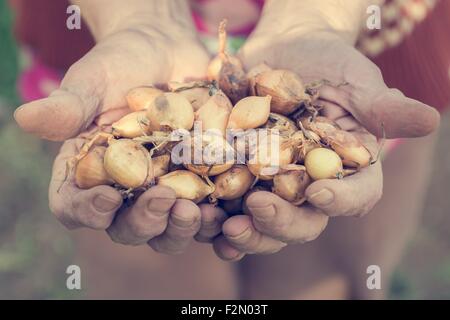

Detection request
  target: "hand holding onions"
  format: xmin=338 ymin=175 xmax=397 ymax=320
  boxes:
xmin=201 ymin=20 xmax=439 ymax=261
xmin=14 ymin=16 xmax=439 ymax=259
xmin=66 ymin=21 xmax=382 ymax=257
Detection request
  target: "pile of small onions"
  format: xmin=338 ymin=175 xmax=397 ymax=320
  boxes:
xmin=71 ymin=20 xmax=373 ymax=209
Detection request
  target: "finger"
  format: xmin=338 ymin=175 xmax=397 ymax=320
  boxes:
xmin=169 ymin=43 xmax=210 ymax=82
xmin=305 ymin=161 xmax=383 ymax=217
xmin=245 ymin=192 xmax=329 ymax=244
xmin=318 ymin=85 xmax=351 ymax=110
xmin=213 ymin=235 xmax=246 ymax=262
xmin=222 ymin=215 xmax=286 ymax=254
xmin=14 ymin=29 xmax=171 ymax=141
xmin=70 ymin=185 xmax=123 ymax=229
xmin=14 ymin=54 xmax=107 ymax=141
xmin=355 ymin=88 xmax=440 ymax=139
xmin=107 ymin=186 xmax=176 ymax=245
xmin=195 ymin=204 xmax=229 ymax=243
xmin=49 ymin=139 xmax=123 ymax=230
xmin=319 ymin=100 xmax=349 ymax=121
xmin=334 ymin=115 xmax=361 ymax=132
xmin=148 ymin=199 xmax=201 ymax=254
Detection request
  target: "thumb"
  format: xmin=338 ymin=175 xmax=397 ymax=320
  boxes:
xmin=356 ymin=88 xmax=440 ymax=139
xmin=14 ymin=89 xmax=98 ymax=141
xmin=14 ymin=54 xmax=106 ymax=141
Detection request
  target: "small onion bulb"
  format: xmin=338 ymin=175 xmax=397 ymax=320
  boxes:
xmin=304 ymin=148 xmax=343 ymax=180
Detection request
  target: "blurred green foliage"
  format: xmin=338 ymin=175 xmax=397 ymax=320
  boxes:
xmin=0 ymin=0 xmax=19 ymax=106
xmin=0 ymin=0 xmax=78 ymax=299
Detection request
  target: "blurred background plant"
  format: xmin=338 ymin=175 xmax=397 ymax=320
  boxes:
xmin=0 ymin=0 xmax=78 ymax=299
xmin=0 ymin=0 xmax=450 ymax=299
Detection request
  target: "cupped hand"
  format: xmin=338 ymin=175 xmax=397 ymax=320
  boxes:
xmin=209 ymin=29 xmax=440 ymax=260
xmin=15 ymin=20 xmax=212 ymax=253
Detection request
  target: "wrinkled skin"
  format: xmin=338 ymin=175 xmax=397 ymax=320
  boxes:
xmin=203 ymin=31 xmax=440 ymax=261
xmin=14 ymin=20 xmax=440 ymax=259
xmin=14 ymin=23 xmax=219 ymax=254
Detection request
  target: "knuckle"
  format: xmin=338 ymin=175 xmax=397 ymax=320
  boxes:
xmin=49 ymin=196 xmax=81 ymax=229
xmin=130 ymin=223 xmax=160 ymax=240
xmin=129 ymin=213 xmax=167 ymax=239
xmin=255 ymin=211 xmax=293 ymax=237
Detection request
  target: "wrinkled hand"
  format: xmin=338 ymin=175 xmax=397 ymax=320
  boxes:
xmin=207 ymin=30 xmax=440 ymax=261
xmin=14 ymin=21 xmax=212 ymax=253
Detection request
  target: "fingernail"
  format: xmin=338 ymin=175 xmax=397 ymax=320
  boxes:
xmin=93 ymin=195 xmax=120 ymax=213
xmin=172 ymin=214 xmax=197 ymax=227
xmin=249 ymin=204 xmax=276 ymax=220
xmin=308 ymin=189 xmax=334 ymax=206
xmin=147 ymin=198 xmax=174 ymax=215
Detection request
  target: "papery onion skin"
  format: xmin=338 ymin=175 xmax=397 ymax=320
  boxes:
xmin=157 ymin=170 xmax=215 ymax=204
xmin=304 ymin=148 xmax=343 ymax=180
xmin=185 ymin=163 xmax=234 ymax=177
xmin=75 ymin=146 xmax=113 ymax=189
xmin=272 ymin=165 xmax=310 ymax=204
xmin=294 ymin=130 xmax=321 ymax=162
xmin=263 ymin=113 xmax=298 ymax=136
xmin=227 ymin=96 xmax=271 ymax=130
xmin=182 ymin=134 xmax=235 ymax=176
xmin=206 ymin=19 xmax=248 ymax=103
xmin=211 ymin=165 xmax=255 ymax=201
xmin=218 ymin=59 xmax=249 ymax=104
xmin=254 ymin=70 xmax=309 ymax=115
xmin=326 ymin=130 xmax=371 ymax=168
xmin=147 ymin=93 xmax=194 ymax=131
xmin=247 ymin=63 xmax=272 ymax=96
xmin=111 ymin=111 xmax=150 ymax=138
xmin=152 ymin=154 xmax=171 ymax=178
xmin=300 ymin=116 xmax=340 ymax=139
xmin=195 ymin=90 xmax=232 ymax=136
xmin=247 ymin=135 xmax=295 ymax=180
xmin=104 ymin=139 xmax=153 ymax=189
xmin=127 ymin=86 xmax=163 ymax=112
xmin=168 ymin=81 xmax=211 ymax=111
